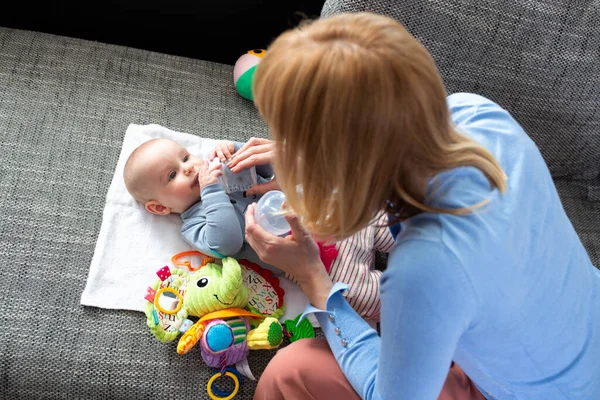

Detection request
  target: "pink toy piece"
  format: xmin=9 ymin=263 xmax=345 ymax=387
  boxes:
xmin=144 ymin=287 xmax=157 ymax=303
xmin=318 ymin=242 xmax=339 ymax=274
xmin=156 ymin=266 xmax=171 ymax=281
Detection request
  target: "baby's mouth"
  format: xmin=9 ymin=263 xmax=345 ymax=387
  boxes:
xmin=191 ymin=173 xmax=199 ymax=188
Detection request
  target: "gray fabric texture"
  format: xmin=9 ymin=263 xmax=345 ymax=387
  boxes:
xmin=554 ymin=178 xmax=600 ymax=268
xmin=322 ymin=0 xmax=600 ymax=180
xmin=2 ymin=2 xmax=600 ymax=397
xmin=0 ymin=27 xmax=277 ymax=399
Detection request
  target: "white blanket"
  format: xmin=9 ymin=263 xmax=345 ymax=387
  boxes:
xmin=80 ymin=124 xmax=312 ymax=323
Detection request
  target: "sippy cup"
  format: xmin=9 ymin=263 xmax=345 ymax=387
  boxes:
xmin=254 ymin=190 xmax=291 ymax=236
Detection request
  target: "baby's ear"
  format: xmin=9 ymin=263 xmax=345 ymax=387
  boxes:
xmin=146 ymin=201 xmax=172 ymax=215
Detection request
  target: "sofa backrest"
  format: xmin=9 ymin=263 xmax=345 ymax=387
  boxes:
xmin=322 ymin=0 xmax=600 ymax=179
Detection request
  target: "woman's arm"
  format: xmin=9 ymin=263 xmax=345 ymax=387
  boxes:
xmin=245 ymin=207 xmax=477 ymax=399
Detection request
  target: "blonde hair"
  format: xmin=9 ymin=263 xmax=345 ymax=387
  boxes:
xmin=253 ymin=12 xmax=507 ymax=240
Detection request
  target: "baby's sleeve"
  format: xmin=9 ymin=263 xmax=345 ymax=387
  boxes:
xmin=180 ymin=183 xmax=244 ymax=257
xmin=329 ymin=226 xmax=384 ymax=320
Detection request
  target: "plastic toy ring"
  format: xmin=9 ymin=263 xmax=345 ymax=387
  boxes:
xmin=153 ymin=287 xmax=183 ymax=315
xmin=211 ymin=368 xmax=242 ymax=397
xmin=171 ymin=250 xmax=215 ymax=272
xmin=207 ymin=370 xmax=240 ymax=400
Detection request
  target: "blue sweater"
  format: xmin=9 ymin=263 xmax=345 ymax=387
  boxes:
xmin=301 ymin=93 xmax=600 ymax=399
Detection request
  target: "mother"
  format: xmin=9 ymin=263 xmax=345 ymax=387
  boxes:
xmin=228 ymin=13 xmax=600 ymax=400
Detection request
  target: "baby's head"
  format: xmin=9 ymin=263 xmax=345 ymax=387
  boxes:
xmin=124 ymin=138 xmax=203 ymax=214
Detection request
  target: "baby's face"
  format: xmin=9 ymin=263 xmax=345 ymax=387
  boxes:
xmin=137 ymin=139 xmax=203 ymax=213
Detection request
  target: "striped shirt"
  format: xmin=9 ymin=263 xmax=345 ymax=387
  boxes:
xmin=287 ymin=213 xmax=394 ymax=320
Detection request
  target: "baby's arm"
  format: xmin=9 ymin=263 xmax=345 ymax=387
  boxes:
xmin=330 ymin=214 xmax=394 ymax=320
xmin=330 ymin=234 xmax=384 ymax=320
xmin=181 ymin=183 xmax=244 ymax=257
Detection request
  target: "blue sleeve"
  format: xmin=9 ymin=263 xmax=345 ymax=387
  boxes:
xmin=180 ymin=183 xmax=244 ymax=257
xmin=233 ymin=141 xmax=274 ymax=179
xmin=300 ymin=240 xmax=478 ymax=399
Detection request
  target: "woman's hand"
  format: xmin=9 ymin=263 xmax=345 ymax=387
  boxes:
xmin=228 ymin=137 xmax=280 ymax=196
xmin=245 ymin=203 xmax=333 ymax=309
xmin=228 ymin=137 xmax=275 ymax=172
xmin=246 ymin=178 xmax=279 ymax=197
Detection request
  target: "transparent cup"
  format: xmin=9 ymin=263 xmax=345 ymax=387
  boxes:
xmin=254 ymin=190 xmax=291 ymax=236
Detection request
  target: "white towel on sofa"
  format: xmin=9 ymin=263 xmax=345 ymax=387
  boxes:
xmin=80 ymin=124 xmax=312 ymax=323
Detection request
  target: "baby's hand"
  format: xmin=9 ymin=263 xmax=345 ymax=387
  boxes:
xmin=209 ymin=141 xmax=235 ymax=162
xmin=197 ymin=160 xmax=223 ymax=191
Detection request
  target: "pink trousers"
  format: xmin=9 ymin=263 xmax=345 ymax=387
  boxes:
xmin=254 ymin=339 xmax=485 ymax=400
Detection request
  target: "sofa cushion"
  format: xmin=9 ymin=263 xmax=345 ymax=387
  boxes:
xmin=555 ymin=179 xmax=600 ymax=269
xmin=0 ymin=27 xmax=272 ymax=399
xmin=322 ymin=0 xmax=600 ymax=179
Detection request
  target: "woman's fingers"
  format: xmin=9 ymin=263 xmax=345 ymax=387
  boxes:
xmin=231 ymin=137 xmax=270 ymax=159
xmin=246 ymin=179 xmax=280 ymax=197
xmin=245 ymin=203 xmax=257 ymax=226
xmin=230 ymin=151 xmax=274 ymax=172
xmin=230 ymin=144 xmax=273 ymax=166
xmin=208 ymin=149 xmax=216 ymax=161
xmin=244 ymin=204 xmax=281 ymax=259
xmin=245 ymin=204 xmax=277 ymax=244
xmin=285 ymin=213 xmax=310 ymax=240
xmin=229 ymin=143 xmax=274 ymax=170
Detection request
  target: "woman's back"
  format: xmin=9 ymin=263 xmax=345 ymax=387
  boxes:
xmin=387 ymin=93 xmax=599 ymax=399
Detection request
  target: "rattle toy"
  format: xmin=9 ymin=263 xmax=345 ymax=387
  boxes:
xmin=233 ymin=49 xmax=265 ymax=101
xmin=144 ymin=256 xmax=284 ymax=399
xmin=284 ymin=313 xmax=315 ymax=343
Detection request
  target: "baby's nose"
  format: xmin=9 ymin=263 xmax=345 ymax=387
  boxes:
xmin=184 ymin=164 xmax=195 ymax=175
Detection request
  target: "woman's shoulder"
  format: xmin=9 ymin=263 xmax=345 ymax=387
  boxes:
xmin=446 ymin=93 xmax=544 ymax=197
xmin=447 ymin=92 xmax=500 ymax=109
xmin=446 ymin=93 xmax=533 ymax=145
xmin=447 ymin=93 xmax=519 ymax=131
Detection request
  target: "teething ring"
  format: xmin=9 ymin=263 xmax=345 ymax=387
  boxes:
xmin=171 ymin=251 xmax=215 ymax=272
xmin=207 ymin=369 xmax=240 ymax=400
xmin=154 ymin=287 xmax=183 ymax=315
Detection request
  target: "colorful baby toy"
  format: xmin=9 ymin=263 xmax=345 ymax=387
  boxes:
xmin=144 ymin=255 xmax=284 ymax=399
xmin=233 ymin=49 xmax=265 ymax=101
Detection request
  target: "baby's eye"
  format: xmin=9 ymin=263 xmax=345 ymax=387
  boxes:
xmin=183 ymin=155 xmax=189 ymax=162
xmin=169 ymin=171 xmax=176 ymax=180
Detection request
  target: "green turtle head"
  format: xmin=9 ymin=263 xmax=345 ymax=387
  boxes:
xmin=183 ymin=257 xmax=248 ymax=316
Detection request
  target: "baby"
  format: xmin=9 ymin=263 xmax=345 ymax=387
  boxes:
xmin=124 ymin=137 xmax=394 ymax=320
xmin=124 ymin=138 xmax=273 ymax=266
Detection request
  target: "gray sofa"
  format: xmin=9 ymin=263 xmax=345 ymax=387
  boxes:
xmin=0 ymin=0 xmax=597 ymax=399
